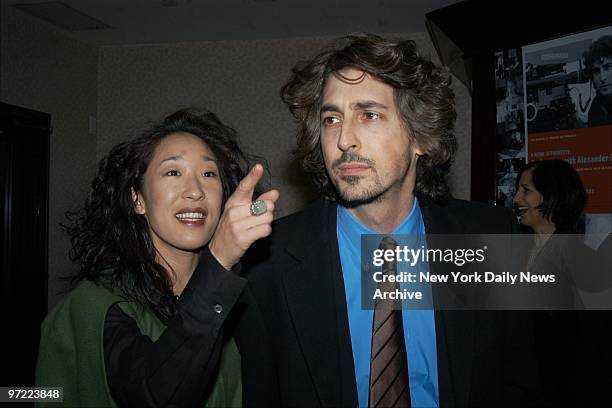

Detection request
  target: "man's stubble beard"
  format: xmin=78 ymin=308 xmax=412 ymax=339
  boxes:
xmin=332 ymin=154 xmax=413 ymax=209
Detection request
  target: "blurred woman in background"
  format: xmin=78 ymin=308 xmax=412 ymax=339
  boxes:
xmin=513 ymin=159 xmax=610 ymax=407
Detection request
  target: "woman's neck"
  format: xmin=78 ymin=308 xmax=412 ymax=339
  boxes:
xmin=532 ymin=218 xmax=556 ymax=235
xmin=155 ymin=247 xmax=200 ymax=297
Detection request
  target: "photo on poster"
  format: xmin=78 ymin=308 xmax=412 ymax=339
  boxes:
xmin=494 ymin=26 xmax=612 ymax=238
xmin=496 ymin=185 xmax=515 ymax=210
xmin=523 ymin=26 xmax=612 ymax=133
xmin=495 ymin=49 xmax=527 ymax=160
xmin=585 ymin=213 xmax=612 ymax=249
xmin=495 ymin=157 xmax=525 ymax=210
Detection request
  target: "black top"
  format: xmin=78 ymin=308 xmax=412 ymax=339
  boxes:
xmin=103 ymin=247 xmax=247 ymax=407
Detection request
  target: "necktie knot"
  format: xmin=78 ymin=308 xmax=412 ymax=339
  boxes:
xmin=379 ymin=235 xmax=398 ymax=251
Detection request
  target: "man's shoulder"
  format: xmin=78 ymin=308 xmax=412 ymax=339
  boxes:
xmin=424 ymin=197 xmax=518 ymax=234
xmin=272 ymin=197 xmax=333 ymax=236
xmin=244 ymin=198 xmax=333 ymax=270
xmin=444 ymin=198 xmax=512 ymax=216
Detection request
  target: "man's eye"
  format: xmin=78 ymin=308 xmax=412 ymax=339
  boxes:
xmin=166 ymin=170 xmax=180 ymax=176
xmin=364 ymin=112 xmax=381 ymax=120
xmin=203 ymin=171 xmax=217 ymax=177
xmin=322 ymin=116 xmax=340 ymax=125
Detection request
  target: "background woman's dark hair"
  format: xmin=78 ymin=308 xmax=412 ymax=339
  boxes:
xmin=280 ymin=32 xmax=457 ymax=204
xmin=63 ymin=108 xmax=260 ymax=322
xmin=518 ymin=159 xmax=587 ymax=233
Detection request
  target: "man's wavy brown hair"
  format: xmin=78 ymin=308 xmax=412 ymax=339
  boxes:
xmin=281 ymin=33 xmax=457 ymax=204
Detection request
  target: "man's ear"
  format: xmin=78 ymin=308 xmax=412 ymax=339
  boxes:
xmin=413 ymin=143 xmax=425 ymax=157
xmin=131 ymin=188 xmax=146 ymax=215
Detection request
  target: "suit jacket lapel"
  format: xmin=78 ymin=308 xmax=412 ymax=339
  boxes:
xmin=282 ymin=199 xmax=358 ymax=407
xmin=422 ymin=200 xmax=475 ymax=408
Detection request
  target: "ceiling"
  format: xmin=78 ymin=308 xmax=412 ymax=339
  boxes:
xmin=3 ymin=0 xmax=462 ymax=46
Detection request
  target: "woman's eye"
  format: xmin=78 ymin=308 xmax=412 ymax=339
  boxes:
xmin=166 ymin=170 xmax=180 ymax=176
xmin=203 ymin=171 xmax=217 ymax=177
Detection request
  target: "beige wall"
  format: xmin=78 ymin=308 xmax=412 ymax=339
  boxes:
xmin=1 ymin=7 xmax=98 ymax=308
xmin=2 ymin=13 xmax=471 ymax=309
xmin=97 ymin=32 xmax=472 ymax=219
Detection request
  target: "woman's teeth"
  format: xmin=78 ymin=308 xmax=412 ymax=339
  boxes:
xmin=176 ymin=212 xmax=205 ymax=220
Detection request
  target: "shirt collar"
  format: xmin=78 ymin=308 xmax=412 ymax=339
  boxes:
xmin=337 ymin=197 xmax=424 ymax=238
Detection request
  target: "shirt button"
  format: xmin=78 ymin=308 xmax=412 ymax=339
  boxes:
xmin=213 ymin=304 xmax=223 ymax=314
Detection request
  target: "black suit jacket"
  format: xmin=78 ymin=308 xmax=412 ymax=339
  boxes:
xmin=246 ymin=198 xmax=542 ymax=407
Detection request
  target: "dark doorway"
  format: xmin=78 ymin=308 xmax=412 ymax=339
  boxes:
xmin=1 ymin=102 xmax=50 ymax=385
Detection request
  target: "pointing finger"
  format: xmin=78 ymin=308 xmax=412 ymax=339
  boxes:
xmin=227 ymin=164 xmax=264 ymax=206
xmin=256 ymin=189 xmax=280 ymax=204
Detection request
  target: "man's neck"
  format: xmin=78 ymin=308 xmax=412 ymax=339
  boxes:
xmin=347 ymin=190 xmax=415 ymax=234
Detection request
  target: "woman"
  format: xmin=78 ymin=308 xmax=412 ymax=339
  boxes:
xmin=513 ymin=158 xmax=588 ymax=271
xmin=513 ymin=159 xmax=601 ymax=406
xmin=513 ymin=159 xmax=586 ymax=234
xmin=513 ymin=159 xmax=593 ymax=303
xmin=36 ymin=108 xmax=279 ymax=407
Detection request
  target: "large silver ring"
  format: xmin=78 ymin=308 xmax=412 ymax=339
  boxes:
xmin=250 ymin=200 xmax=267 ymax=216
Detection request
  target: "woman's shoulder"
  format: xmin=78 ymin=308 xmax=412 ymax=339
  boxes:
xmin=60 ymin=279 xmax=126 ymax=310
xmin=42 ymin=280 xmax=128 ymax=334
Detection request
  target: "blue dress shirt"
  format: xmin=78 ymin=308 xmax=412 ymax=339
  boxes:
xmin=337 ymin=198 xmax=439 ymax=408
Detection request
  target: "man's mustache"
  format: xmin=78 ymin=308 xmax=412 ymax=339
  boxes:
xmin=332 ymin=152 xmax=375 ymax=169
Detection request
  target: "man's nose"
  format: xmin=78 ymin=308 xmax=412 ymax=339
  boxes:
xmin=337 ymin=122 xmax=360 ymax=152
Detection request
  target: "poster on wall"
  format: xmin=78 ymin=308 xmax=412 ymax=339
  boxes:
xmin=495 ymin=25 xmax=612 ymax=245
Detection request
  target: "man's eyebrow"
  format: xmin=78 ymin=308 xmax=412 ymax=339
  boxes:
xmin=321 ymin=104 xmax=339 ymax=114
xmin=321 ymin=101 xmax=388 ymax=114
xmin=352 ymin=101 xmax=388 ymax=110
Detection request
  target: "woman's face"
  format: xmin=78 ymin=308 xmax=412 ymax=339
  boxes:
xmin=513 ymin=170 xmax=548 ymax=230
xmin=134 ymin=132 xmax=223 ymax=255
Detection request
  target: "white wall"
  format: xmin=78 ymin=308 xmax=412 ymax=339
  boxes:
xmin=97 ymin=32 xmax=472 ymax=219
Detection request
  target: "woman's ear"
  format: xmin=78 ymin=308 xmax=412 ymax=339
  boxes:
xmin=131 ymin=187 xmax=146 ymax=215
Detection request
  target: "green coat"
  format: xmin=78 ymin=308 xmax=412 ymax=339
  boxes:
xmin=36 ymin=280 xmax=241 ymax=407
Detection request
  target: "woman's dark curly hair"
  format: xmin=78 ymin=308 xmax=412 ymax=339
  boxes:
xmin=281 ymin=32 xmax=457 ymax=204
xmin=63 ymin=108 xmax=258 ymax=322
xmin=517 ymin=159 xmax=587 ymax=234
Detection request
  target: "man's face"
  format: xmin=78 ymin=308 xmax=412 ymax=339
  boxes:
xmin=320 ymin=68 xmax=422 ymax=206
xmin=592 ymin=56 xmax=612 ymax=98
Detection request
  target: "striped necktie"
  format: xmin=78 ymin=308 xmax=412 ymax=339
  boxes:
xmin=368 ymin=236 xmax=411 ymax=408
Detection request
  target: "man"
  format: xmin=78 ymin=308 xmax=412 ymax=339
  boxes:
xmin=584 ymin=35 xmax=612 ymax=127
xmin=246 ymin=33 xmax=541 ymax=407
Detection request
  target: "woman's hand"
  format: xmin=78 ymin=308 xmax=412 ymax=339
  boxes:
xmin=208 ymin=164 xmax=279 ymax=270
